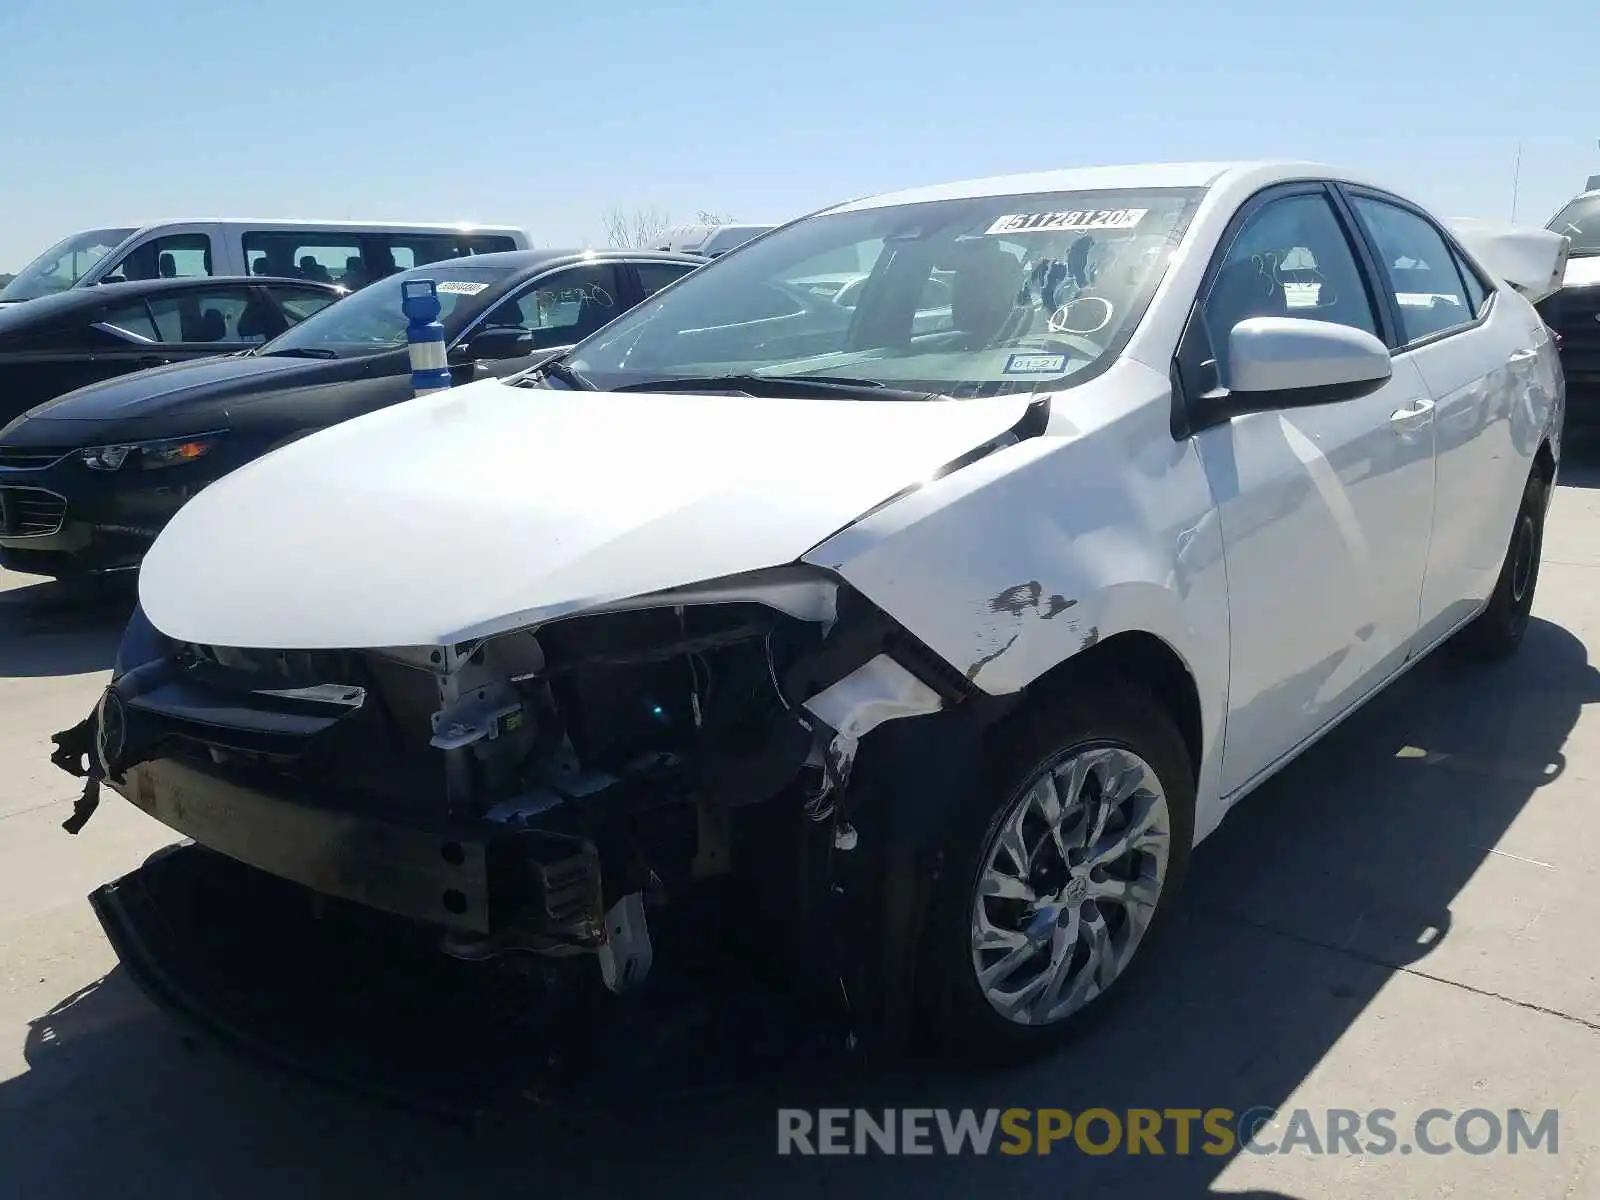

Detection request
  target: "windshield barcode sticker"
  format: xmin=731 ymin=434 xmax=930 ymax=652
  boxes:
xmin=985 ymin=209 xmax=1148 ymax=235
xmin=436 ymin=281 xmax=489 ymax=295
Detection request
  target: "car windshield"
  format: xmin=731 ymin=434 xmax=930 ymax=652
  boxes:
xmin=258 ymin=263 xmax=517 ymax=356
xmin=1547 ymin=195 xmax=1600 ymax=258
xmin=566 ymin=188 xmax=1203 ymax=398
xmin=0 ymin=227 xmax=136 ymax=302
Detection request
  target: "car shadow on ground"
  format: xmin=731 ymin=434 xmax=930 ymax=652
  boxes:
xmin=1 ymin=605 xmax=1591 ymax=1199
xmin=1557 ymin=457 xmax=1600 ymax=490
xmin=0 ymin=577 xmax=132 ymax=678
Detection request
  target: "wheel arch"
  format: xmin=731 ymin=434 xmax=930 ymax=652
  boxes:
xmin=1016 ymin=628 xmax=1205 ymax=784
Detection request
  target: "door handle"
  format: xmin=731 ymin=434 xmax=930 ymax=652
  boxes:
xmin=135 ymin=355 xmax=168 ymax=369
xmin=1389 ymin=398 xmax=1435 ymax=430
xmin=1508 ymin=348 xmax=1539 ymax=363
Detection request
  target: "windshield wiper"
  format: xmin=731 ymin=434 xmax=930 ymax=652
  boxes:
xmin=260 ymin=347 xmax=338 ymax=359
xmin=536 ymin=358 xmax=592 ymax=390
xmin=611 ymin=373 xmax=935 ymax=401
xmin=505 ymin=352 xmax=593 ymax=390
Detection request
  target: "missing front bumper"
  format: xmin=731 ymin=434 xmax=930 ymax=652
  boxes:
xmin=112 ymin=757 xmax=600 ymax=939
xmin=91 ymin=841 xmax=854 ymax=1117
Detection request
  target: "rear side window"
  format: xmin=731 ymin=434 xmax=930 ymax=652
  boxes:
xmin=99 ymin=301 xmax=162 ymax=342
xmin=264 ymin=284 xmax=341 ymax=323
xmin=636 ymin=261 xmax=698 ymax=298
xmin=144 ymin=286 xmax=261 ymax=343
xmin=245 ymin=234 xmax=363 ymax=288
xmin=245 ymin=231 xmax=516 ymax=290
xmin=373 ymin=235 xmax=471 ymax=274
xmin=374 ymin=234 xmax=517 ymax=271
xmin=1349 ymin=197 xmax=1475 ymax=343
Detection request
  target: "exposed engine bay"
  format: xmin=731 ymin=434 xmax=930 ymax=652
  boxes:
xmin=51 ymin=574 xmax=979 ymax=1028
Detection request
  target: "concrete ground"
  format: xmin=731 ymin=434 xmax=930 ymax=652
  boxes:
xmin=3 ymin=462 xmax=1600 ymax=1199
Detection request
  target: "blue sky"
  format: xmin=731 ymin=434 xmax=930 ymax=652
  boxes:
xmin=0 ymin=0 xmax=1593 ymax=270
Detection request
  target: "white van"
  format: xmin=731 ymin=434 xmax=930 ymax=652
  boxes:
xmin=0 ymin=219 xmax=530 ymax=305
xmin=654 ymin=223 xmax=776 ymax=258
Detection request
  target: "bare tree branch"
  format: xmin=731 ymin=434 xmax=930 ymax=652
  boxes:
xmin=599 ymin=206 xmax=736 ymax=248
xmin=601 ymin=205 xmax=675 ymax=249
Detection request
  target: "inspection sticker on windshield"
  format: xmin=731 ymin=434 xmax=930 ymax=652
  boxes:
xmin=985 ymin=209 xmax=1148 ymax=235
xmin=1003 ymin=353 xmax=1066 ymax=374
xmin=435 ymin=280 xmax=489 ymax=296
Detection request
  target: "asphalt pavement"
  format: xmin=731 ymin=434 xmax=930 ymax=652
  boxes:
xmin=3 ymin=461 xmax=1600 ymax=1198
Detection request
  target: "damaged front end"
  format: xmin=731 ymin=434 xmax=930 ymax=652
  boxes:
xmin=53 ymin=567 xmax=989 ymax=1047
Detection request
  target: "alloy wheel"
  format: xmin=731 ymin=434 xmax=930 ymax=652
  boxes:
xmin=969 ymin=745 xmax=1172 ymax=1027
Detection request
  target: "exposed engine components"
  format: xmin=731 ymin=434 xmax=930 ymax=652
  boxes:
xmin=73 ymin=574 xmax=980 ymax=1019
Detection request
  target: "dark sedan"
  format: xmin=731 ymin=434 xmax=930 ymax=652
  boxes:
xmin=1536 ymin=190 xmax=1600 ymax=435
xmin=0 ymin=274 xmax=346 ymax=427
xmin=0 ymin=248 xmax=705 ymax=579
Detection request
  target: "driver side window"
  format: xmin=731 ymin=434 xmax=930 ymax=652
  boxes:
xmin=1202 ymin=192 xmax=1378 ymax=386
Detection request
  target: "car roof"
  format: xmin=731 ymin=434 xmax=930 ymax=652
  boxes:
xmin=420 ymin=247 xmax=705 ymax=271
xmin=393 ymin=248 xmax=706 ymax=284
xmin=0 ymin=275 xmax=343 ymax=330
xmin=122 ymin=218 xmax=525 ymax=232
xmin=820 ymin=160 xmax=1383 ymax=213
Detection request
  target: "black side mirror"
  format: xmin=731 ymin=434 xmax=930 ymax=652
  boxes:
xmin=464 ymin=326 xmax=535 ymax=360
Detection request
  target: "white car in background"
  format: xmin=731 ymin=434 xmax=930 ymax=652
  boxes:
xmin=61 ymin=160 xmax=1567 ymax=1065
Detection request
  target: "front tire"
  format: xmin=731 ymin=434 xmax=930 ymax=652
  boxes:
xmin=1453 ymin=469 xmax=1548 ymax=661
xmin=916 ymin=686 xmax=1195 ymax=1064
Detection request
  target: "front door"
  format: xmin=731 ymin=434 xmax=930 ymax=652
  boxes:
xmin=1188 ymin=186 xmax=1438 ymax=796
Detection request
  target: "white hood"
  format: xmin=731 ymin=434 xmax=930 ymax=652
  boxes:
xmin=138 ymin=378 xmax=1032 ymax=649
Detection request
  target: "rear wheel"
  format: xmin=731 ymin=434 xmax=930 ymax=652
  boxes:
xmin=1453 ymin=469 xmax=1548 ymax=661
xmin=917 ymin=686 xmax=1195 ymax=1063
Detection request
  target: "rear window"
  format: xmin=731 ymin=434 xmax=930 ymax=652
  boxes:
xmin=1547 ymin=195 xmax=1600 ymax=258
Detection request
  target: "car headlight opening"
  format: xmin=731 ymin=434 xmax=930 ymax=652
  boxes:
xmin=78 ymin=433 xmax=223 ymax=472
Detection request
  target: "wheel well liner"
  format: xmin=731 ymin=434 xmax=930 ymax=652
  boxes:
xmin=1535 ymin=439 xmax=1556 ymax=488
xmin=1018 ymin=630 xmax=1204 ymax=782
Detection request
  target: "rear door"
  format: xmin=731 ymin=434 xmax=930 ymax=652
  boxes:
xmin=137 ymin=283 xmax=276 ymax=359
xmin=0 ymin=283 xmax=263 ymax=424
xmin=0 ymin=312 xmax=151 ymax=424
xmin=1341 ymin=189 xmax=1540 ymax=648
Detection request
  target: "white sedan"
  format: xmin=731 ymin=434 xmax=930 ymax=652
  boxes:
xmin=62 ymin=160 xmax=1568 ymax=1065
